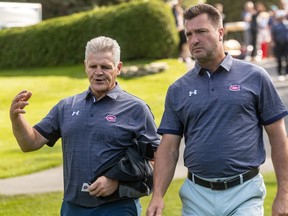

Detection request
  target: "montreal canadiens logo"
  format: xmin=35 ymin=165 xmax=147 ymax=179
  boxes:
xmin=229 ymin=85 xmax=240 ymax=91
xmin=106 ymin=115 xmax=116 ymax=122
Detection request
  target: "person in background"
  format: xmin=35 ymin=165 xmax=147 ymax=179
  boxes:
xmin=171 ymin=0 xmax=191 ymax=63
xmin=280 ymin=0 xmax=288 ymax=11
xmin=271 ymin=10 xmax=288 ymax=81
xmin=241 ymin=1 xmax=255 ymax=58
xmin=268 ymin=5 xmax=280 ymax=59
xmin=10 ymin=36 xmax=160 ymax=216
xmin=268 ymin=5 xmax=279 ymax=30
xmin=147 ymin=3 xmax=288 ymax=216
xmin=214 ymin=3 xmax=226 ymax=26
xmin=256 ymin=2 xmax=271 ymax=59
xmin=250 ymin=2 xmax=260 ymax=61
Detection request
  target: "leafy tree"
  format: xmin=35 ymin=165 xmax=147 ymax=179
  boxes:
xmin=2 ymin=0 xmax=164 ymax=19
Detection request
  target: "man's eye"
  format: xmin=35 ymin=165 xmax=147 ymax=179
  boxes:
xmin=102 ymin=66 xmax=111 ymax=70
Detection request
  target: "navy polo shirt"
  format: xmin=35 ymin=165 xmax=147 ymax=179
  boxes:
xmin=34 ymin=83 xmax=160 ymax=207
xmin=158 ymin=54 xmax=288 ymax=178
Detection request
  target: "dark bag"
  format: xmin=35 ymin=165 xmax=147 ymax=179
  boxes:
xmin=104 ymin=141 xmax=154 ymax=198
xmin=91 ymin=139 xmax=155 ymax=201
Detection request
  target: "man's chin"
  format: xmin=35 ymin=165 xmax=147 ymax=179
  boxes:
xmin=192 ymin=54 xmax=203 ymax=61
xmin=91 ymin=86 xmax=108 ymax=93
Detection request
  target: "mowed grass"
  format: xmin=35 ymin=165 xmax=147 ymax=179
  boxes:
xmin=0 ymin=59 xmax=187 ymax=178
xmin=0 ymin=173 xmax=277 ymax=216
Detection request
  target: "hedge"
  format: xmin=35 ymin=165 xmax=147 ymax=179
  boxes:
xmin=0 ymin=0 xmax=178 ymax=69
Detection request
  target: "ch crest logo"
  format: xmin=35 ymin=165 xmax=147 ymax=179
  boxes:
xmin=72 ymin=111 xmax=80 ymax=116
xmin=189 ymin=90 xmax=197 ymax=96
xmin=106 ymin=115 xmax=116 ymax=122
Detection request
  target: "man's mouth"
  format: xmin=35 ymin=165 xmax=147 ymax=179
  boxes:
xmin=94 ymin=77 xmax=104 ymax=82
xmin=193 ymin=47 xmax=203 ymax=52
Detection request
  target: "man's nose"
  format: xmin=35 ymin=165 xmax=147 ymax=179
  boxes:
xmin=94 ymin=66 xmax=104 ymax=74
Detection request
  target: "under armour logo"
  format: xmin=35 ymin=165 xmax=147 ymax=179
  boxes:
xmin=189 ymin=90 xmax=197 ymax=96
xmin=72 ymin=111 xmax=80 ymax=116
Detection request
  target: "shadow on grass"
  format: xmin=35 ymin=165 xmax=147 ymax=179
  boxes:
xmin=0 ymin=59 xmax=155 ymax=79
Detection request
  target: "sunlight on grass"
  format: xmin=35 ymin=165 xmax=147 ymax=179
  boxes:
xmin=0 ymin=172 xmax=277 ymax=216
xmin=0 ymin=59 xmax=187 ymax=178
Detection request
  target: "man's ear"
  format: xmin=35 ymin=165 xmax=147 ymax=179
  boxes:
xmin=117 ymin=62 xmax=123 ymax=75
xmin=219 ymin=27 xmax=225 ymax=41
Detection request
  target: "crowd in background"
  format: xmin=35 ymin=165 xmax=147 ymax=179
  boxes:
xmin=171 ymin=0 xmax=192 ymax=63
xmin=241 ymin=0 xmax=288 ymax=80
xmin=169 ymin=0 xmax=288 ymax=81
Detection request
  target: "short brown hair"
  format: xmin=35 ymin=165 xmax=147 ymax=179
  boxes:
xmin=184 ymin=3 xmax=223 ymax=28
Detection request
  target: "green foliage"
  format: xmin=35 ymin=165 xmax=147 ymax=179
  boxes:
xmin=0 ymin=59 xmax=187 ymax=178
xmin=183 ymin=0 xmax=203 ymax=9
xmin=0 ymin=0 xmax=178 ymax=69
xmin=96 ymin=0 xmax=133 ymax=6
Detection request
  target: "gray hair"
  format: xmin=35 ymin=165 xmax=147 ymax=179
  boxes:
xmin=85 ymin=36 xmax=121 ymax=65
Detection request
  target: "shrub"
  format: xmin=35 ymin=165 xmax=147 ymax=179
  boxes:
xmin=0 ymin=0 xmax=178 ymax=69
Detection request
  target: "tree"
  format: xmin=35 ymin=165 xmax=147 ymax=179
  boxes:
xmin=3 ymin=0 xmax=166 ymax=19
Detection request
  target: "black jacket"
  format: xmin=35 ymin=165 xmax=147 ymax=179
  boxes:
xmin=92 ymin=139 xmax=155 ymax=201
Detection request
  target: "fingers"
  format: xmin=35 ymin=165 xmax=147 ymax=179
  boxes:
xmin=88 ymin=176 xmax=118 ymax=197
xmin=10 ymin=90 xmax=33 ymax=118
xmin=15 ymin=90 xmax=32 ymax=102
xmin=146 ymin=197 xmax=164 ymax=216
xmin=89 ymin=180 xmax=104 ymax=197
xmin=146 ymin=206 xmax=162 ymax=216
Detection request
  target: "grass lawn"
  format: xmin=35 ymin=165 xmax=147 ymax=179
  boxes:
xmin=0 ymin=59 xmax=187 ymax=178
xmin=0 ymin=173 xmax=277 ymax=216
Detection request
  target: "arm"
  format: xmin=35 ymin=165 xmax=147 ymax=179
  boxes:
xmin=146 ymin=134 xmax=182 ymax=216
xmin=264 ymin=118 xmax=288 ymax=215
xmin=10 ymin=90 xmax=48 ymax=152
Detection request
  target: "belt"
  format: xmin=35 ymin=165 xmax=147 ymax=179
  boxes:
xmin=187 ymin=168 xmax=259 ymax=190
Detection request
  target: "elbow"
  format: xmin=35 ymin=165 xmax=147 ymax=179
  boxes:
xmin=18 ymin=141 xmax=42 ymax=152
xmin=20 ymin=145 xmax=36 ymax=153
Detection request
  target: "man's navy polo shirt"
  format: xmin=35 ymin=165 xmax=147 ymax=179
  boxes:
xmin=158 ymin=54 xmax=288 ymax=178
xmin=34 ymin=84 xmax=160 ymax=207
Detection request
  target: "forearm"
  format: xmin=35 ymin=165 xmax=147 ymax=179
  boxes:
xmin=152 ymin=141 xmax=180 ymax=198
xmin=271 ymin=139 xmax=288 ymax=192
xmin=11 ymin=115 xmax=44 ymax=152
xmin=265 ymin=119 xmax=288 ymax=214
xmin=267 ymin=119 xmax=288 ymax=191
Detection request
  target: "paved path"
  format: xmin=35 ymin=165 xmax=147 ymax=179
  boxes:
xmin=0 ymin=166 xmax=63 ymax=195
xmin=0 ymin=157 xmax=275 ymax=196
xmin=0 ymin=57 xmax=286 ymax=196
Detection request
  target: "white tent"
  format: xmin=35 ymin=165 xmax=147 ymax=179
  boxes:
xmin=0 ymin=2 xmax=42 ymax=29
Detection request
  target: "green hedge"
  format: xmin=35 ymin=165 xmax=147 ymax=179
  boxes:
xmin=0 ymin=0 xmax=178 ymax=69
